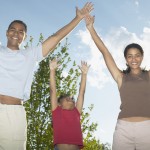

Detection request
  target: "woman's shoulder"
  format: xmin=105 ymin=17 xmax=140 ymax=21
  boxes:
xmin=147 ymin=70 xmax=150 ymax=78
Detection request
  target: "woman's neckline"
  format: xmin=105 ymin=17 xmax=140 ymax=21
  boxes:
xmin=129 ymin=70 xmax=142 ymax=76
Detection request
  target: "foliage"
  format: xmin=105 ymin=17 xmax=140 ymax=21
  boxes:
xmin=81 ymin=104 xmax=111 ymax=150
xmin=24 ymin=35 xmax=110 ymax=150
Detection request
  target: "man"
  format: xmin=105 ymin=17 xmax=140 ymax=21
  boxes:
xmin=0 ymin=2 xmax=93 ymax=150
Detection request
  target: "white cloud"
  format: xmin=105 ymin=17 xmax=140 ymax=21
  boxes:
xmin=76 ymin=26 xmax=150 ymax=89
xmin=76 ymin=30 xmax=112 ymax=89
xmin=134 ymin=0 xmax=139 ymax=7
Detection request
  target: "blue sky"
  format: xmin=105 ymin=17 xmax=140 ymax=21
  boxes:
xmin=1 ymin=0 xmax=150 ymax=147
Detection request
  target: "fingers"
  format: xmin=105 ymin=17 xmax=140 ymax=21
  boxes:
xmin=84 ymin=15 xmax=95 ymax=30
xmin=76 ymin=6 xmax=79 ymax=12
xmin=49 ymin=58 xmax=57 ymax=64
xmin=85 ymin=14 xmax=95 ymax=22
xmin=81 ymin=60 xmax=87 ymax=66
xmin=76 ymin=2 xmax=94 ymax=19
xmin=50 ymin=56 xmax=61 ymax=64
xmin=79 ymin=61 xmax=90 ymax=74
xmin=49 ymin=58 xmax=60 ymax=70
xmin=84 ymin=2 xmax=94 ymax=13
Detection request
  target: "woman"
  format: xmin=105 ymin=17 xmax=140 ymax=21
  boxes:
xmin=85 ymin=14 xmax=150 ymax=150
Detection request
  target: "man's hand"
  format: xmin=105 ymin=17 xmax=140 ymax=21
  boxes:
xmin=76 ymin=2 xmax=94 ymax=19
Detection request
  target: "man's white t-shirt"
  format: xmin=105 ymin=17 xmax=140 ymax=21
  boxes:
xmin=0 ymin=45 xmax=44 ymax=101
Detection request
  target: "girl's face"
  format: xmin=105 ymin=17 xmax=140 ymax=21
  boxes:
xmin=125 ymin=48 xmax=143 ymax=70
xmin=60 ymin=96 xmax=75 ymax=110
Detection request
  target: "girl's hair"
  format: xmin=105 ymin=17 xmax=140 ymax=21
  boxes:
xmin=58 ymin=94 xmax=70 ymax=103
xmin=123 ymin=43 xmax=145 ymax=74
xmin=8 ymin=20 xmax=27 ymax=33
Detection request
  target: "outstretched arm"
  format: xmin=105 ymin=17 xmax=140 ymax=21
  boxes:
xmin=42 ymin=2 xmax=94 ymax=57
xmin=76 ymin=61 xmax=90 ymax=114
xmin=85 ymin=15 xmax=122 ymax=84
xmin=49 ymin=59 xmax=59 ymax=111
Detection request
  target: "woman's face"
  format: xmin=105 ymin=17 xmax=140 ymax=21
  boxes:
xmin=125 ymin=48 xmax=143 ymax=70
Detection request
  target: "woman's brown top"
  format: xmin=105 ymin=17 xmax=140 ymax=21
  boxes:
xmin=118 ymin=71 xmax=150 ymax=119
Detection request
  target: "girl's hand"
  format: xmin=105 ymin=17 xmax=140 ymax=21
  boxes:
xmin=79 ymin=61 xmax=90 ymax=74
xmin=49 ymin=58 xmax=59 ymax=70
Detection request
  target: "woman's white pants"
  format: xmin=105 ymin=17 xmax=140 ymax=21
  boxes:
xmin=112 ymin=119 xmax=150 ymax=150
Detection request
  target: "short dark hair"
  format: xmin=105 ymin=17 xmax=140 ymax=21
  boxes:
xmin=8 ymin=20 xmax=27 ymax=33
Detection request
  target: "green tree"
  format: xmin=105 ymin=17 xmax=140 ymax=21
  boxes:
xmin=81 ymin=104 xmax=111 ymax=150
xmin=24 ymin=35 xmax=110 ymax=150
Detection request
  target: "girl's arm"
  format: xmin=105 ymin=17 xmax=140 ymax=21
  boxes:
xmin=49 ymin=59 xmax=59 ymax=111
xmin=76 ymin=61 xmax=90 ymax=114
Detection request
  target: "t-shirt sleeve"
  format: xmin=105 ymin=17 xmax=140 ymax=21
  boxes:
xmin=33 ymin=44 xmax=45 ymax=61
xmin=28 ymin=44 xmax=45 ymax=62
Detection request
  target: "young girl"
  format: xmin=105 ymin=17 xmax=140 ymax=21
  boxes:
xmin=49 ymin=59 xmax=90 ymax=150
xmin=85 ymin=14 xmax=150 ymax=150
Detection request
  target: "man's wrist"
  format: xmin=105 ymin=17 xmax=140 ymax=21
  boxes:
xmin=75 ymin=15 xmax=82 ymax=22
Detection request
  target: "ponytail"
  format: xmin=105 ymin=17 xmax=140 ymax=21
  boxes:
xmin=123 ymin=64 xmax=131 ymax=74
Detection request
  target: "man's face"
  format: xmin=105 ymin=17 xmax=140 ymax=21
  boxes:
xmin=6 ymin=22 xmax=27 ymax=49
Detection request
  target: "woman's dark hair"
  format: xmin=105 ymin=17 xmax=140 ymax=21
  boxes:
xmin=124 ymin=43 xmax=144 ymax=58
xmin=123 ymin=43 xmax=145 ymax=74
xmin=8 ymin=20 xmax=27 ymax=33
